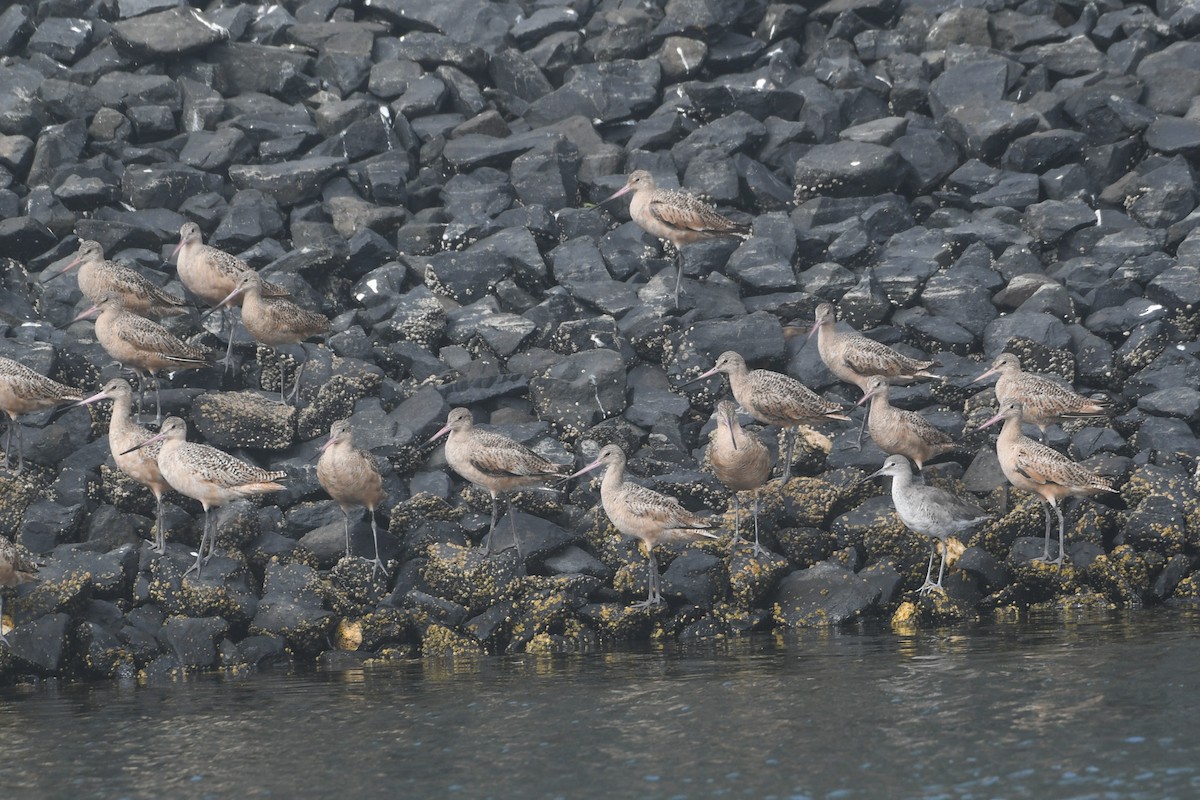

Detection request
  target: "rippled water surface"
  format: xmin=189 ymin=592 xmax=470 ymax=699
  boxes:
xmin=3 ymin=609 xmax=1200 ymax=799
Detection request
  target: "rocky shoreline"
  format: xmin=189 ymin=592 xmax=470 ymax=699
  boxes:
xmin=1 ymin=0 xmax=1199 ymax=683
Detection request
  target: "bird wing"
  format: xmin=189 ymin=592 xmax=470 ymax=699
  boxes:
xmin=648 ymin=191 xmax=747 ymax=236
xmin=751 ymin=372 xmax=843 ymax=422
xmin=183 ymin=442 xmax=286 ymax=488
xmin=469 ymin=430 xmax=568 ymax=479
xmin=620 ymin=482 xmax=713 ymax=530
xmin=841 ymin=334 xmax=931 ymax=378
xmin=116 ymin=315 xmax=210 ymax=363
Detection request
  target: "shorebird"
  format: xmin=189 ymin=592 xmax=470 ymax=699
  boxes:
xmin=0 ymin=536 xmax=38 ymax=642
xmin=688 ymin=350 xmax=849 ymax=482
xmin=424 ymin=407 xmax=571 ymax=557
xmin=0 ymin=356 xmax=85 ymax=473
xmin=317 ymin=419 xmax=388 ymax=578
xmin=868 ymin=455 xmax=989 ymax=594
xmin=979 ymin=399 xmax=1126 ymax=566
xmin=74 ymin=293 xmax=212 ymax=423
xmin=604 ymin=170 xmax=750 ymax=308
xmin=206 ymin=271 xmax=330 ymax=404
xmin=123 ymin=416 xmax=286 ymax=577
xmin=568 ymin=444 xmax=720 ymax=609
xmin=808 ymin=302 xmax=939 ymax=449
xmin=858 ymin=376 xmax=957 ymax=471
xmin=76 ymin=378 xmax=170 ymax=552
xmin=973 ymin=353 xmax=1112 ymax=441
xmin=47 ymin=239 xmax=188 ymax=318
xmin=706 ymin=400 xmax=771 ymax=555
xmin=171 ymin=222 xmax=289 ymax=371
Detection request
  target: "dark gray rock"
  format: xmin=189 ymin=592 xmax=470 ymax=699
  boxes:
xmin=530 ymin=349 xmax=628 ymax=438
xmin=228 ymin=157 xmax=346 ymax=206
xmin=661 ymin=549 xmax=726 ymax=610
xmin=526 ymin=59 xmax=661 ymax=127
xmin=794 ymin=141 xmax=909 ymax=200
xmin=112 ymin=7 xmax=228 ymax=60
xmin=159 ymin=615 xmax=229 ymax=669
xmin=6 ymin=613 xmax=71 ymax=674
xmin=772 ymin=561 xmax=880 ymax=626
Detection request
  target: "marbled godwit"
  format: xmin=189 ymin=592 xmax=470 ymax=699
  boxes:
xmin=972 ymin=352 xmax=1112 ymax=441
xmin=707 ymin=400 xmax=771 ymax=555
xmin=858 ymin=376 xmax=957 ymax=471
xmin=171 ymin=222 xmax=289 ymax=371
xmin=688 ymin=350 xmax=849 ymax=482
xmin=47 ymin=239 xmax=188 ymax=318
xmin=0 ymin=356 xmax=85 ymax=473
xmin=424 ymin=407 xmax=571 ymax=557
xmin=123 ymin=416 xmax=286 ymax=576
xmin=76 ymin=378 xmax=170 ymax=552
xmin=207 ymin=271 xmax=330 ymax=404
xmin=979 ymin=399 xmax=1126 ymax=566
xmin=317 ymin=419 xmax=388 ymax=577
xmin=74 ymin=294 xmax=212 ymax=423
xmin=604 ymin=170 xmax=750 ymax=308
xmin=868 ymin=455 xmax=988 ymax=594
xmin=808 ymin=302 xmax=939 ymax=449
xmin=568 ymin=444 xmax=719 ymax=609
xmin=0 ymin=536 xmax=37 ymax=642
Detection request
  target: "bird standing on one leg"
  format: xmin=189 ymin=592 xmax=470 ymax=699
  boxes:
xmin=568 ymin=444 xmax=719 ymax=609
xmin=424 ymin=408 xmax=572 ymax=558
xmin=604 ymin=170 xmax=750 ymax=309
xmin=317 ymin=420 xmax=389 ymax=578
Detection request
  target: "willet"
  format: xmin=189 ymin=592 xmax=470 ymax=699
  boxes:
xmin=868 ymin=455 xmax=989 ymax=594
xmin=858 ymin=376 xmax=957 ymax=471
xmin=74 ymin=293 xmax=212 ymax=423
xmin=604 ymin=170 xmax=750 ymax=308
xmin=123 ymin=416 xmax=286 ymax=577
xmin=808 ymin=302 xmax=938 ymax=449
xmin=972 ymin=353 xmax=1112 ymax=441
xmin=171 ymin=222 xmax=289 ymax=371
xmin=48 ymin=239 xmax=188 ymax=318
xmin=424 ymin=407 xmax=571 ymax=557
xmin=0 ymin=536 xmax=38 ymax=642
xmin=0 ymin=356 xmax=85 ymax=473
xmin=707 ymin=400 xmax=771 ymax=555
xmin=206 ymin=271 xmax=330 ymax=404
xmin=76 ymin=378 xmax=170 ymax=552
xmin=979 ymin=399 xmax=1126 ymax=566
xmin=568 ymin=444 xmax=719 ymax=609
xmin=688 ymin=350 xmax=849 ymax=482
xmin=317 ymin=419 xmax=388 ymax=578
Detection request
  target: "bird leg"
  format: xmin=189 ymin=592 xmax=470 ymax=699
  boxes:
xmin=0 ymin=593 xmax=7 ymax=643
xmin=1050 ymin=503 xmax=1066 ymax=568
xmin=153 ymin=491 xmax=165 ymax=554
xmin=673 ymin=249 xmax=684 ymax=310
xmin=11 ymin=419 xmax=24 ymax=474
xmin=506 ymin=498 xmax=524 ymax=560
xmin=483 ymin=491 xmax=500 ymax=555
xmin=751 ymin=493 xmax=768 ymax=558
xmin=730 ymin=492 xmax=743 ymax=548
xmin=152 ymin=371 xmax=163 ymax=425
xmin=2 ymin=417 xmax=12 ymax=470
xmin=368 ymin=507 xmax=388 ymax=579
xmin=935 ymin=541 xmax=947 ymax=589
xmin=781 ymin=427 xmax=798 ymax=483
xmin=852 ymin=404 xmax=870 ymax=451
xmin=342 ymin=507 xmax=352 ymax=559
xmin=631 ymin=549 xmax=663 ymax=610
xmin=918 ymin=542 xmax=938 ymax=594
xmin=1034 ymin=501 xmax=1054 ymax=564
xmin=187 ymin=508 xmax=210 ymax=577
xmin=218 ymin=307 xmax=237 ymax=374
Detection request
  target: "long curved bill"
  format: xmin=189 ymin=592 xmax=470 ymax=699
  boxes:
xmin=75 ymin=389 xmax=112 ymax=408
xmin=680 ymin=365 xmax=721 ymax=388
xmin=71 ymin=304 xmax=100 ymax=324
xmin=120 ymin=428 xmax=167 ymax=456
xmin=45 ymin=256 xmax=82 ymax=283
xmin=421 ymin=424 xmax=452 ymax=447
xmin=602 ymin=182 xmax=632 ymax=203
xmin=976 ymin=410 xmax=1005 ymax=431
xmin=971 ymin=365 xmax=1000 ymax=384
xmin=565 ymin=459 xmax=603 ymax=481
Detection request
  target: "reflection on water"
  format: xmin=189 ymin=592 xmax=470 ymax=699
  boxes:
xmin=3 ymin=608 xmax=1200 ymax=799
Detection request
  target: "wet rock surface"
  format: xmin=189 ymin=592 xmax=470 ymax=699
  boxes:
xmin=0 ymin=0 xmax=1197 ymax=683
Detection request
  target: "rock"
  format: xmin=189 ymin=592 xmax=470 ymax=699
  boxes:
xmin=794 ymin=141 xmax=909 ymax=200
xmin=6 ymin=613 xmax=71 ymax=674
xmin=661 ymin=548 xmax=726 ymax=609
xmin=228 ymin=157 xmax=346 ymax=206
xmin=193 ymin=391 xmax=295 ymax=450
xmin=159 ymin=616 xmax=229 ymax=669
xmin=772 ymin=561 xmax=881 ymax=626
xmin=112 ymin=7 xmax=228 ymax=60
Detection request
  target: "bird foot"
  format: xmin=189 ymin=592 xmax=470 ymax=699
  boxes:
xmin=1033 ymin=555 xmax=1065 ymax=569
xmin=917 ymin=582 xmax=944 ymax=596
xmin=629 ymin=595 xmax=664 ymax=611
xmin=369 ymin=558 xmax=390 ymax=580
xmin=751 ymin=543 xmax=771 ymax=559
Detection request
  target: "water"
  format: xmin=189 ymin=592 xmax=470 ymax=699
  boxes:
xmin=3 ymin=608 xmax=1200 ymax=799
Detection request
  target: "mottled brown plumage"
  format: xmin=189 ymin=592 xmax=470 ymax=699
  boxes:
xmin=317 ymin=419 xmax=388 ymax=577
xmin=569 ymin=444 xmax=719 ymax=609
xmin=425 ymin=407 xmax=571 ymax=556
xmin=50 ymin=239 xmax=188 ymax=317
xmin=979 ymin=400 xmax=1125 ymax=566
xmin=124 ymin=416 xmax=286 ymax=576
xmin=0 ymin=536 xmax=38 ymax=640
xmin=973 ymin=353 xmax=1112 ymax=439
xmin=76 ymin=378 xmax=169 ymax=551
xmin=859 ymin=376 xmax=956 ymax=471
xmin=605 ymin=170 xmax=751 ymax=308
xmin=691 ymin=350 xmax=849 ymax=481
xmin=707 ymin=400 xmax=771 ymax=554
xmin=0 ymin=356 xmax=85 ymax=473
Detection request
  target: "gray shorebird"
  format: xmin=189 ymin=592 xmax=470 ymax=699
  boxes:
xmin=0 ymin=356 xmax=85 ymax=473
xmin=123 ymin=416 xmax=286 ymax=577
xmin=868 ymin=455 xmax=989 ymax=594
xmin=206 ymin=271 xmax=330 ymax=404
xmin=973 ymin=353 xmax=1112 ymax=441
xmin=76 ymin=378 xmax=170 ymax=552
xmin=979 ymin=400 xmax=1125 ymax=567
xmin=858 ymin=376 xmax=957 ymax=471
xmin=0 ymin=536 xmax=38 ymax=642
xmin=706 ymin=400 xmax=771 ymax=555
xmin=808 ymin=302 xmax=939 ymax=449
xmin=317 ymin=419 xmax=388 ymax=578
xmin=48 ymin=239 xmax=188 ymax=318
xmin=688 ymin=350 xmax=849 ymax=482
xmin=424 ymin=407 xmax=571 ymax=557
xmin=604 ymin=170 xmax=750 ymax=308
xmin=568 ymin=444 xmax=719 ymax=609
xmin=74 ymin=293 xmax=212 ymax=423
xmin=171 ymin=222 xmax=289 ymax=372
